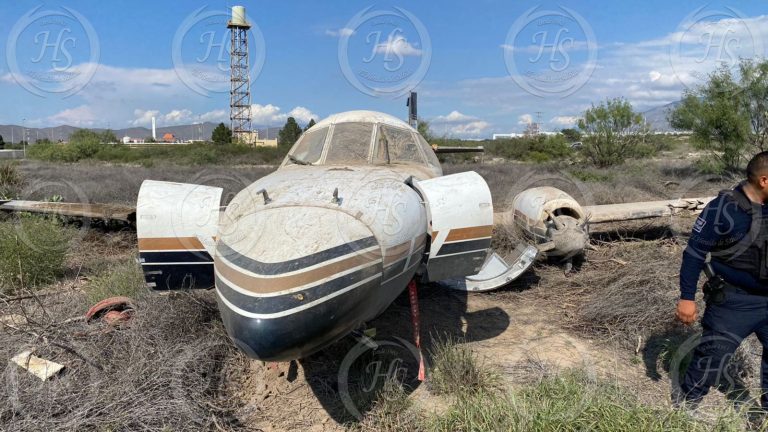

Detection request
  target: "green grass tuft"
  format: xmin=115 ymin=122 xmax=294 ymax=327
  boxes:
xmin=0 ymin=215 xmax=72 ymax=292
xmin=84 ymin=259 xmax=147 ymax=304
xmin=428 ymin=334 xmax=500 ymax=396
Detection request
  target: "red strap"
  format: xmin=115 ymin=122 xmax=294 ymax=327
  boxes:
xmin=408 ymin=279 xmax=426 ymax=381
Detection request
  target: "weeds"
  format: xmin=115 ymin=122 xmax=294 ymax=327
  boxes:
xmin=428 ymin=334 xmax=500 ymax=396
xmin=0 ymin=215 xmax=72 ymax=292
xmin=0 ymin=162 xmax=23 ymax=199
xmin=427 ymin=370 xmax=744 ymax=432
xmin=84 ymin=259 xmax=146 ymax=304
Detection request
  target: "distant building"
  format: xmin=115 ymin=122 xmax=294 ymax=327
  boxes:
xmin=492 ymin=133 xmax=525 ymax=140
xmin=237 ymin=130 xmax=277 ymax=147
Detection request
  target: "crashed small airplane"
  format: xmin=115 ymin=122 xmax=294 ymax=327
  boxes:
xmin=0 ymin=110 xmax=715 ymax=362
xmin=135 ymin=111 xmax=535 ymax=361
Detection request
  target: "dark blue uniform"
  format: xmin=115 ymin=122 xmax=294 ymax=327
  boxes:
xmin=679 ymin=183 xmax=768 ymax=407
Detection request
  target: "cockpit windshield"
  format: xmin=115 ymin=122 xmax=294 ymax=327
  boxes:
xmin=284 ymin=119 xmax=440 ymax=174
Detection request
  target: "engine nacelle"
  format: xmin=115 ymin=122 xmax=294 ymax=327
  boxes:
xmin=511 ymin=186 xmax=588 ymax=259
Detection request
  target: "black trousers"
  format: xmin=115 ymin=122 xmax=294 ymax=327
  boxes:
xmin=680 ymin=286 xmax=768 ymax=407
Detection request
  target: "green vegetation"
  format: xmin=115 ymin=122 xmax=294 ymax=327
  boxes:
xmin=278 ymin=116 xmax=302 ymax=149
xmin=428 ymin=335 xmax=500 ymax=396
xmin=0 ymin=215 xmax=72 ymax=292
xmin=304 ymin=118 xmax=316 ymax=131
xmin=85 ymin=259 xmax=147 ymax=304
xmin=434 ymin=134 xmax=572 ymax=163
xmin=28 ymin=141 xmax=286 ymax=165
xmin=0 ymin=162 xmax=23 ymax=199
xmin=670 ymin=59 xmax=768 ymax=173
xmin=211 ymin=122 xmax=232 ymax=144
xmin=428 ymin=370 xmax=741 ymax=432
xmin=578 ymin=98 xmax=652 ymax=167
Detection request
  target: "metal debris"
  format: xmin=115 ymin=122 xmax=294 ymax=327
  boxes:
xmin=11 ymin=350 xmax=65 ymax=380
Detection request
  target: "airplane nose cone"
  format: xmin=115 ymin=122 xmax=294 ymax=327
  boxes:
xmin=214 ymin=205 xmax=383 ymax=360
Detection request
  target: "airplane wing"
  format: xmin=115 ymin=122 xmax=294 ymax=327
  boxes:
xmin=0 ymin=200 xmax=135 ymax=223
xmin=584 ymin=196 xmax=714 ymax=224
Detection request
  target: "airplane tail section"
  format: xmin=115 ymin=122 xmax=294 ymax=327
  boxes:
xmin=136 ymin=180 xmax=223 ymax=290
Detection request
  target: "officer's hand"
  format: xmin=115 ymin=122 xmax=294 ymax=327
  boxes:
xmin=676 ymin=299 xmax=697 ymax=325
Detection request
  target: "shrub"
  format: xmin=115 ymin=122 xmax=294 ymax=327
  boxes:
xmin=0 ymin=162 xmax=23 ymax=199
xmin=85 ymin=259 xmax=147 ymax=304
xmin=428 ymin=334 xmax=500 ymax=396
xmin=0 ymin=216 xmax=72 ymax=292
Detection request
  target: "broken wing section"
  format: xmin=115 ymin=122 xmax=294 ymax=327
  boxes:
xmin=414 ymin=171 xmax=536 ymax=290
xmin=136 ymin=180 xmax=223 ymax=290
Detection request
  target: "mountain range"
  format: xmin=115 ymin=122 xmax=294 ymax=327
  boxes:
xmin=0 ymin=101 xmax=682 ymax=143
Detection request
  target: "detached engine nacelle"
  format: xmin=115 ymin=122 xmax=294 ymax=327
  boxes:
xmin=511 ymin=186 xmax=589 ymax=259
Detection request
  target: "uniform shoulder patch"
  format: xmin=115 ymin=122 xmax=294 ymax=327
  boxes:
xmin=693 ymin=216 xmax=706 ymax=233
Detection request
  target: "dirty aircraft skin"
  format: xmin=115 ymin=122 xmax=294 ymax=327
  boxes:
xmin=135 ymin=111 xmax=534 ymax=361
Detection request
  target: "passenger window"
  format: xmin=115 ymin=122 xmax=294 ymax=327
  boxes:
xmin=324 ymin=122 xmax=373 ymax=164
xmin=288 ymin=127 xmax=328 ymax=165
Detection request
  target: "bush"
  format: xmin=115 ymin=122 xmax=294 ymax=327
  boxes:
xmin=428 ymin=334 xmax=500 ymax=396
xmin=0 ymin=162 xmax=23 ymax=199
xmin=85 ymin=259 xmax=147 ymax=304
xmin=0 ymin=216 xmax=72 ymax=292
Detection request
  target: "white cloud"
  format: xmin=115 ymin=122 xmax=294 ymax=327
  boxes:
xmin=250 ymin=104 xmax=319 ymax=126
xmin=325 ymin=27 xmax=355 ymax=37
xmin=129 ymin=108 xmax=227 ymax=127
xmin=47 ymin=105 xmax=99 ymax=127
xmin=550 ymin=116 xmax=580 ymax=127
xmin=429 ymin=111 xmax=491 ymax=138
xmin=432 ymin=110 xmax=474 ymax=123
xmin=517 ymin=114 xmax=533 ymax=125
xmin=374 ymin=34 xmax=422 ymax=57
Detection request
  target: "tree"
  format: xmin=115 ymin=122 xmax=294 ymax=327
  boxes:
xmin=211 ymin=122 xmax=232 ymax=144
xmin=739 ymin=59 xmax=768 ymax=152
xmin=304 ymin=118 xmax=316 ymax=132
xmin=669 ymin=64 xmax=750 ymax=172
xmin=560 ymin=128 xmax=582 ymax=142
xmin=577 ymin=98 xmax=649 ymax=167
xmin=417 ymin=119 xmax=434 ymax=142
xmin=0 ymin=135 xmax=4 ymax=149
xmin=278 ymin=117 xmax=302 ymax=148
xmin=100 ymin=129 xmax=117 ymax=143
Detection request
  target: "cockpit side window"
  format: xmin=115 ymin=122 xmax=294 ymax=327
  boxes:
xmin=324 ymin=122 xmax=374 ymax=164
xmin=373 ymin=125 xmax=425 ymax=164
xmin=416 ymin=133 xmax=441 ymax=170
xmin=287 ymin=127 xmax=328 ymax=165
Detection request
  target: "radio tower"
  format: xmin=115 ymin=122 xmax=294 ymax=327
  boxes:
xmin=228 ymin=6 xmax=252 ymax=143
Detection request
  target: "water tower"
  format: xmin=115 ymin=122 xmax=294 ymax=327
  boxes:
xmin=228 ymin=6 xmax=252 ymax=143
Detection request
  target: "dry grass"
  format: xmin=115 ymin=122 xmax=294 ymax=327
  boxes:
xmin=0 ymin=290 xmax=248 ymax=432
xmin=18 ymin=160 xmax=276 ymax=205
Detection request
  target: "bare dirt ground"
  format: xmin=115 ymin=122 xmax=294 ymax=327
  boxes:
xmin=2 ymin=159 xmax=754 ymax=431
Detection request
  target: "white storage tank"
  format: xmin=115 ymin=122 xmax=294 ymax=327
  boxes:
xmin=231 ymin=6 xmax=248 ymax=27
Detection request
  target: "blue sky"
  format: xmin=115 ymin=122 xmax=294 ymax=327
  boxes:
xmin=0 ymin=0 xmax=766 ymax=137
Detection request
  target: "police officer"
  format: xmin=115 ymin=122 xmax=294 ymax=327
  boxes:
xmin=676 ymin=152 xmax=768 ymax=409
